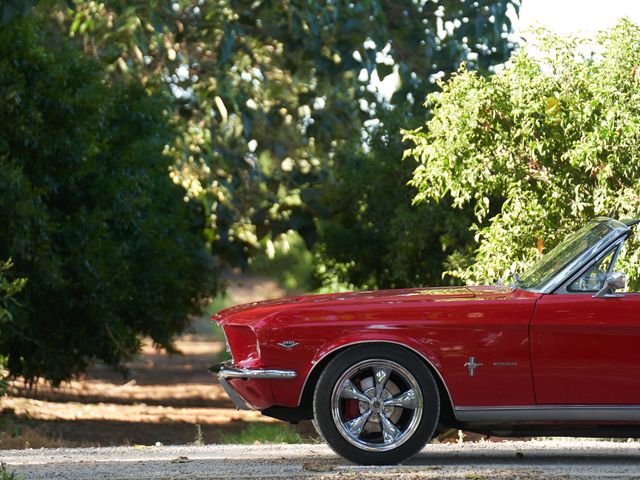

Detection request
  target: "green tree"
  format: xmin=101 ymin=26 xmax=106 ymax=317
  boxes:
xmin=0 ymin=0 xmax=35 ymax=23
xmin=54 ymin=0 xmax=519 ymax=268
xmin=315 ymin=107 xmax=474 ymax=290
xmin=0 ymin=259 xmax=26 ymax=327
xmin=0 ymin=259 xmax=26 ymax=394
xmin=406 ymin=20 xmax=640 ymax=286
xmin=0 ymin=17 xmax=215 ymax=384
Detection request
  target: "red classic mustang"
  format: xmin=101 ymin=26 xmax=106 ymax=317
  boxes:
xmin=211 ymin=217 xmax=639 ymax=464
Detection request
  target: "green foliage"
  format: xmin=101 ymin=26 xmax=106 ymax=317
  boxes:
xmin=223 ymin=422 xmax=302 ymax=444
xmin=0 ymin=259 xmax=25 ymax=395
xmin=250 ymin=231 xmax=316 ymax=293
xmin=0 ymin=259 xmax=26 ymax=325
xmin=0 ymin=359 xmax=7 ymax=396
xmin=54 ymin=0 xmax=520 ymax=269
xmin=0 ymin=0 xmax=34 ymax=24
xmin=0 ymin=17 xmax=215 ymax=384
xmin=406 ymin=20 xmax=640 ymax=286
xmin=315 ymin=107 xmax=474 ymax=290
xmin=1 ymin=463 xmax=23 ymax=480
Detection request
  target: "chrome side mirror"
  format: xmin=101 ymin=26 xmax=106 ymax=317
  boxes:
xmin=593 ymin=272 xmax=626 ymax=298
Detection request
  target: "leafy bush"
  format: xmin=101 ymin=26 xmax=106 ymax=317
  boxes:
xmin=1 ymin=463 xmax=23 ymax=480
xmin=57 ymin=0 xmax=519 ymax=270
xmin=0 ymin=17 xmax=216 ymax=384
xmin=0 ymin=259 xmax=25 ymax=395
xmin=406 ymin=20 xmax=640 ymax=286
xmin=0 ymin=259 xmax=26 ymax=326
xmin=314 ymin=108 xmax=474 ymax=291
xmin=250 ymin=231 xmax=317 ymax=293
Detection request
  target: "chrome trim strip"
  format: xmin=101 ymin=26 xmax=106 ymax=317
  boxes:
xmin=455 ymin=406 xmax=640 ymax=423
xmin=216 ymin=364 xmax=297 ymax=380
xmin=217 ymin=375 xmax=252 ymax=410
xmin=210 ymin=362 xmax=297 ymax=411
xmin=296 ymin=340 xmax=455 ymax=411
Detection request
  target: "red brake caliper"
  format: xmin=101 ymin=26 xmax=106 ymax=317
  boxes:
xmin=345 ymin=399 xmax=360 ymax=420
xmin=344 ymin=378 xmax=363 ymax=420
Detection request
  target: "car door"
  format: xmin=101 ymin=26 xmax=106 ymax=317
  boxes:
xmin=530 ymin=247 xmax=640 ymax=404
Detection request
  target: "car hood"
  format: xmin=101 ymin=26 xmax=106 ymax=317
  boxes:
xmin=212 ymin=285 xmax=517 ymax=324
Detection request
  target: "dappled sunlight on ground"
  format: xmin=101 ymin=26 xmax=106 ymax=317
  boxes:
xmin=0 ymin=275 xmax=290 ymax=449
xmin=0 ymin=334 xmax=276 ymax=449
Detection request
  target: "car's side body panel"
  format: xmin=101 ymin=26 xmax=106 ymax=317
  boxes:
xmin=531 ymin=292 xmax=640 ymax=404
xmin=216 ymin=286 xmax=540 ymax=409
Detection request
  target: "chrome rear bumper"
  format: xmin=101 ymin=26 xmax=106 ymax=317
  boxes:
xmin=209 ymin=361 xmax=297 ymax=410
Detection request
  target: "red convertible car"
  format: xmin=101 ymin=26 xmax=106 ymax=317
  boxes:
xmin=211 ymin=217 xmax=639 ymax=464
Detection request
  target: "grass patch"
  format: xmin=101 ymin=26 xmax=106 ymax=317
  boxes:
xmin=1 ymin=463 xmax=23 ymax=480
xmin=191 ymin=424 xmax=204 ymax=446
xmin=223 ymin=422 xmax=302 ymax=444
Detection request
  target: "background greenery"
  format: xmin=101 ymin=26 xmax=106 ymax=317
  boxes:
xmin=4 ymin=0 xmax=640 ymax=387
xmin=1 ymin=0 xmax=521 ymax=383
xmin=0 ymin=259 xmax=25 ymax=394
xmin=50 ymin=0 xmax=518 ymax=269
xmin=315 ymin=106 xmax=475 ymax=290
xmin=405 ymin=20 xmax=640 ymax=288
xmin=0 ymin=17 xmax=214 ymax=384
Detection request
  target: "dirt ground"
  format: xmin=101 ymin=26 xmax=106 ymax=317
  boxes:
xmin=7 ymin=441 xmax=640 ymax=480
xmin=0 ymin=275 xmax=291 ymax=449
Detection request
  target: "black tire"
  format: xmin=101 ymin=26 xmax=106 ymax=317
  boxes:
xmin=312 ymin=344 xmax=440 ymax=465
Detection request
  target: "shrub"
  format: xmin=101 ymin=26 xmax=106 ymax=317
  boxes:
xmin=406 ymin=20 xmax=640 ymax=286
xmin=0 ymin=17 xmax=216 ymax=384
xmin=0 ymin=259 xmax=25 ymax=395
xmin=315 ymin=108 xmax=474 ymax=290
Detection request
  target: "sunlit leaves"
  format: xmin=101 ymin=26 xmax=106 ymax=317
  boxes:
xmin=54 ymin=0 xmax=519 ymax=269
xmin=406 ymin=20 xmax=640 ymax=287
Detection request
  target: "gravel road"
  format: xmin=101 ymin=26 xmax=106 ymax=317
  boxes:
xmin=3 ymin=439 xmax=640 ymax=479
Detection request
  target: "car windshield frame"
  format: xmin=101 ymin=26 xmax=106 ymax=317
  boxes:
xmin=516 ymin=217 xmax=630 ymax=294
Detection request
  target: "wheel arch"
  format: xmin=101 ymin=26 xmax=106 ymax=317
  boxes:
xmin=297 ymin=340 xmax=455 ymax=421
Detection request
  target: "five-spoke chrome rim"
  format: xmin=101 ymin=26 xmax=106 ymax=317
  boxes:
xmin=330 ymin=359 xmax=423 ymax=452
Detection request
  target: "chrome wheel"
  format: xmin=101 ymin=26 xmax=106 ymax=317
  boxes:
xmin=330 ymin=359 xmax=423 ymax=452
